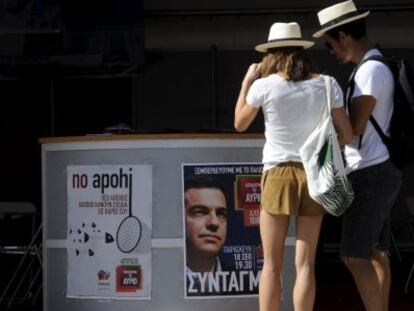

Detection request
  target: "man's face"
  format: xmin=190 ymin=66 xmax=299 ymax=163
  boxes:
xmin=323 ymin=33 xmax=349 ymax=64
xmin=185 ymin=188 xmax=228 ymax=257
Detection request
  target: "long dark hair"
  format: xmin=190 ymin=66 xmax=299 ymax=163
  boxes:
xmin=260 ymin=47 xmax=314 ymax=81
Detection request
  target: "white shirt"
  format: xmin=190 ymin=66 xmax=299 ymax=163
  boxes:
xmin=344 ymin=49 xmax=394 ymax=171
xmin=246 ymin=74 xmax=343 ymax=171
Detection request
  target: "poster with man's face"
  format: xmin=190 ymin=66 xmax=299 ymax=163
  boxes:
xmin=183 ymin=163 xmax=263 ymax=298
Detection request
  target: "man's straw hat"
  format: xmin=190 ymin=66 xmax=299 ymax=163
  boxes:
xmin=313 ymin=0 xmax=370 ymax=38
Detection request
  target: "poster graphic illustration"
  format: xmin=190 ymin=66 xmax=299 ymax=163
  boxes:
xmin=183 ymin=163 xmax=263 ymax=298
xmin=67 ymin=165 xmax=152 ymax=299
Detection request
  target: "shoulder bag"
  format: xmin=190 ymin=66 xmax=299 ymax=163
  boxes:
xmin=299 ymin=76 xmax=354 ymax=216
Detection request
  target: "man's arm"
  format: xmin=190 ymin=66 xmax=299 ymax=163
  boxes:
xmin=349 ymin=95 xmax=376 ymax=136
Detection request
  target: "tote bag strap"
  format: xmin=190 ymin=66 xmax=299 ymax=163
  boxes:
xmin=323 ymin=75 xmax=332 ymax=113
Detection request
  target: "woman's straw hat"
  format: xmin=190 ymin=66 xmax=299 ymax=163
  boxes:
xmin=255 ymin=22 xmax=314 ymax=53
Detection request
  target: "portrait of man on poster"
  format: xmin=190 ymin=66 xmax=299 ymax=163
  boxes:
xmin=184 ymin=175 xmax=237 ymax=295
xmin=184 ymin=175 xmax=230 ymax=273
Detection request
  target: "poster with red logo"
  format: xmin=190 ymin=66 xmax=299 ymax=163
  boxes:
xmin=182 ymin=163 xmax=263 ymax=298
xmin=67 ymin=165 xmax=152 ymax=299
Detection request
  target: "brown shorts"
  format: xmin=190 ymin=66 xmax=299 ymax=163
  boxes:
xmin=260 ymin=162 xmax=324 ymax=216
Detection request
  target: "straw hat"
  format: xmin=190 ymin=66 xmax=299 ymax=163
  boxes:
xmin=255 ymin=22 xmax=314 ymax=53
xmin=313 ymin=0 xmax=370 ymax=38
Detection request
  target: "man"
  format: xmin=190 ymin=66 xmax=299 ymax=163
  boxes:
xmin=184 ymin=175 xmax=232 ymax=295
xmin=313 ymin=1 xmax=402 ymax=310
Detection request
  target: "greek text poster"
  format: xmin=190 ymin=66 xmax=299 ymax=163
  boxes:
xmin=67 ymin=165 xmax=152 ymax=299
xmin=183 ymin=163 xmax=263 ymax=298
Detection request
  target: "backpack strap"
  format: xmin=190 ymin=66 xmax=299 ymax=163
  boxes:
xmin=346 ymin=54 xmax=390 ymax=149
xmin=368 ymin=115 xmax=391 ymax=148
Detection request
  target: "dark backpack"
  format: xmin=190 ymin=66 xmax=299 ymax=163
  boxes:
xmin=347 ymin=54 xmax=414 ymax=169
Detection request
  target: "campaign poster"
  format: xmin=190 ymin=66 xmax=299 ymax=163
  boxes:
xmin=183 ymin=163 xmax=263 ymax=298
xmin=66 ymin=165 xmax=152 ymax=299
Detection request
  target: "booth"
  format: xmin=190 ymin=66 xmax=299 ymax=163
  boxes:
xmin=41 ymin=134 xmax=297 ymax=311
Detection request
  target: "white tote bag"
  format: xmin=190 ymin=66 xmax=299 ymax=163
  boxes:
xmin=299 ymin=76 xmax=354 ymax=216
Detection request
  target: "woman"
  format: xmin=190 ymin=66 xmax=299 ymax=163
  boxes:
xmin=234 ymin=22 xmax=353 ymax=311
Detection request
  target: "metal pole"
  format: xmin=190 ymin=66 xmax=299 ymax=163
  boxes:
xmin=211 ymin=45 xmax=217 ymax=129
xmin=50 ymin=78 xmax=55 ymax=137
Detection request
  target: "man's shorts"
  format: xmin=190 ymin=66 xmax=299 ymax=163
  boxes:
xmin=341 ymin=160 xmax=401 ymax=259
xmin=260 ymin=162 xmax=324 ymax=216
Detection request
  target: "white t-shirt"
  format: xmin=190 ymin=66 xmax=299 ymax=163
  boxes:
xmin=344 ymin=49 xmax=394 ymax=171
xmin=246 ymin=74 xmax=343 ymax=172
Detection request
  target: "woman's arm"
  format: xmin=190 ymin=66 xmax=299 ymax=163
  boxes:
xmin=234 ymin=63 xmax=261 ymax=132
xmin=331 ymin=107 xmax=354 ymax=145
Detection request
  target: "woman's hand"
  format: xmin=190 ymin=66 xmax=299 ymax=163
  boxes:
xmin=234 ymin=63 xmax=261 ymax=132
xmin=243 ymin=63 xmax=262 ymax=86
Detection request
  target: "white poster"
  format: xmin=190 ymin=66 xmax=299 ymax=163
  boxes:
xmin=66 ymin=165 xmax=152 ymax=299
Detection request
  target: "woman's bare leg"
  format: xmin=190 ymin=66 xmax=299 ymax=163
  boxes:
xmin=293 ymin=215 xmax=323 ymax=311
xmin=259 ymin=210 xmax=290 ymax=311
